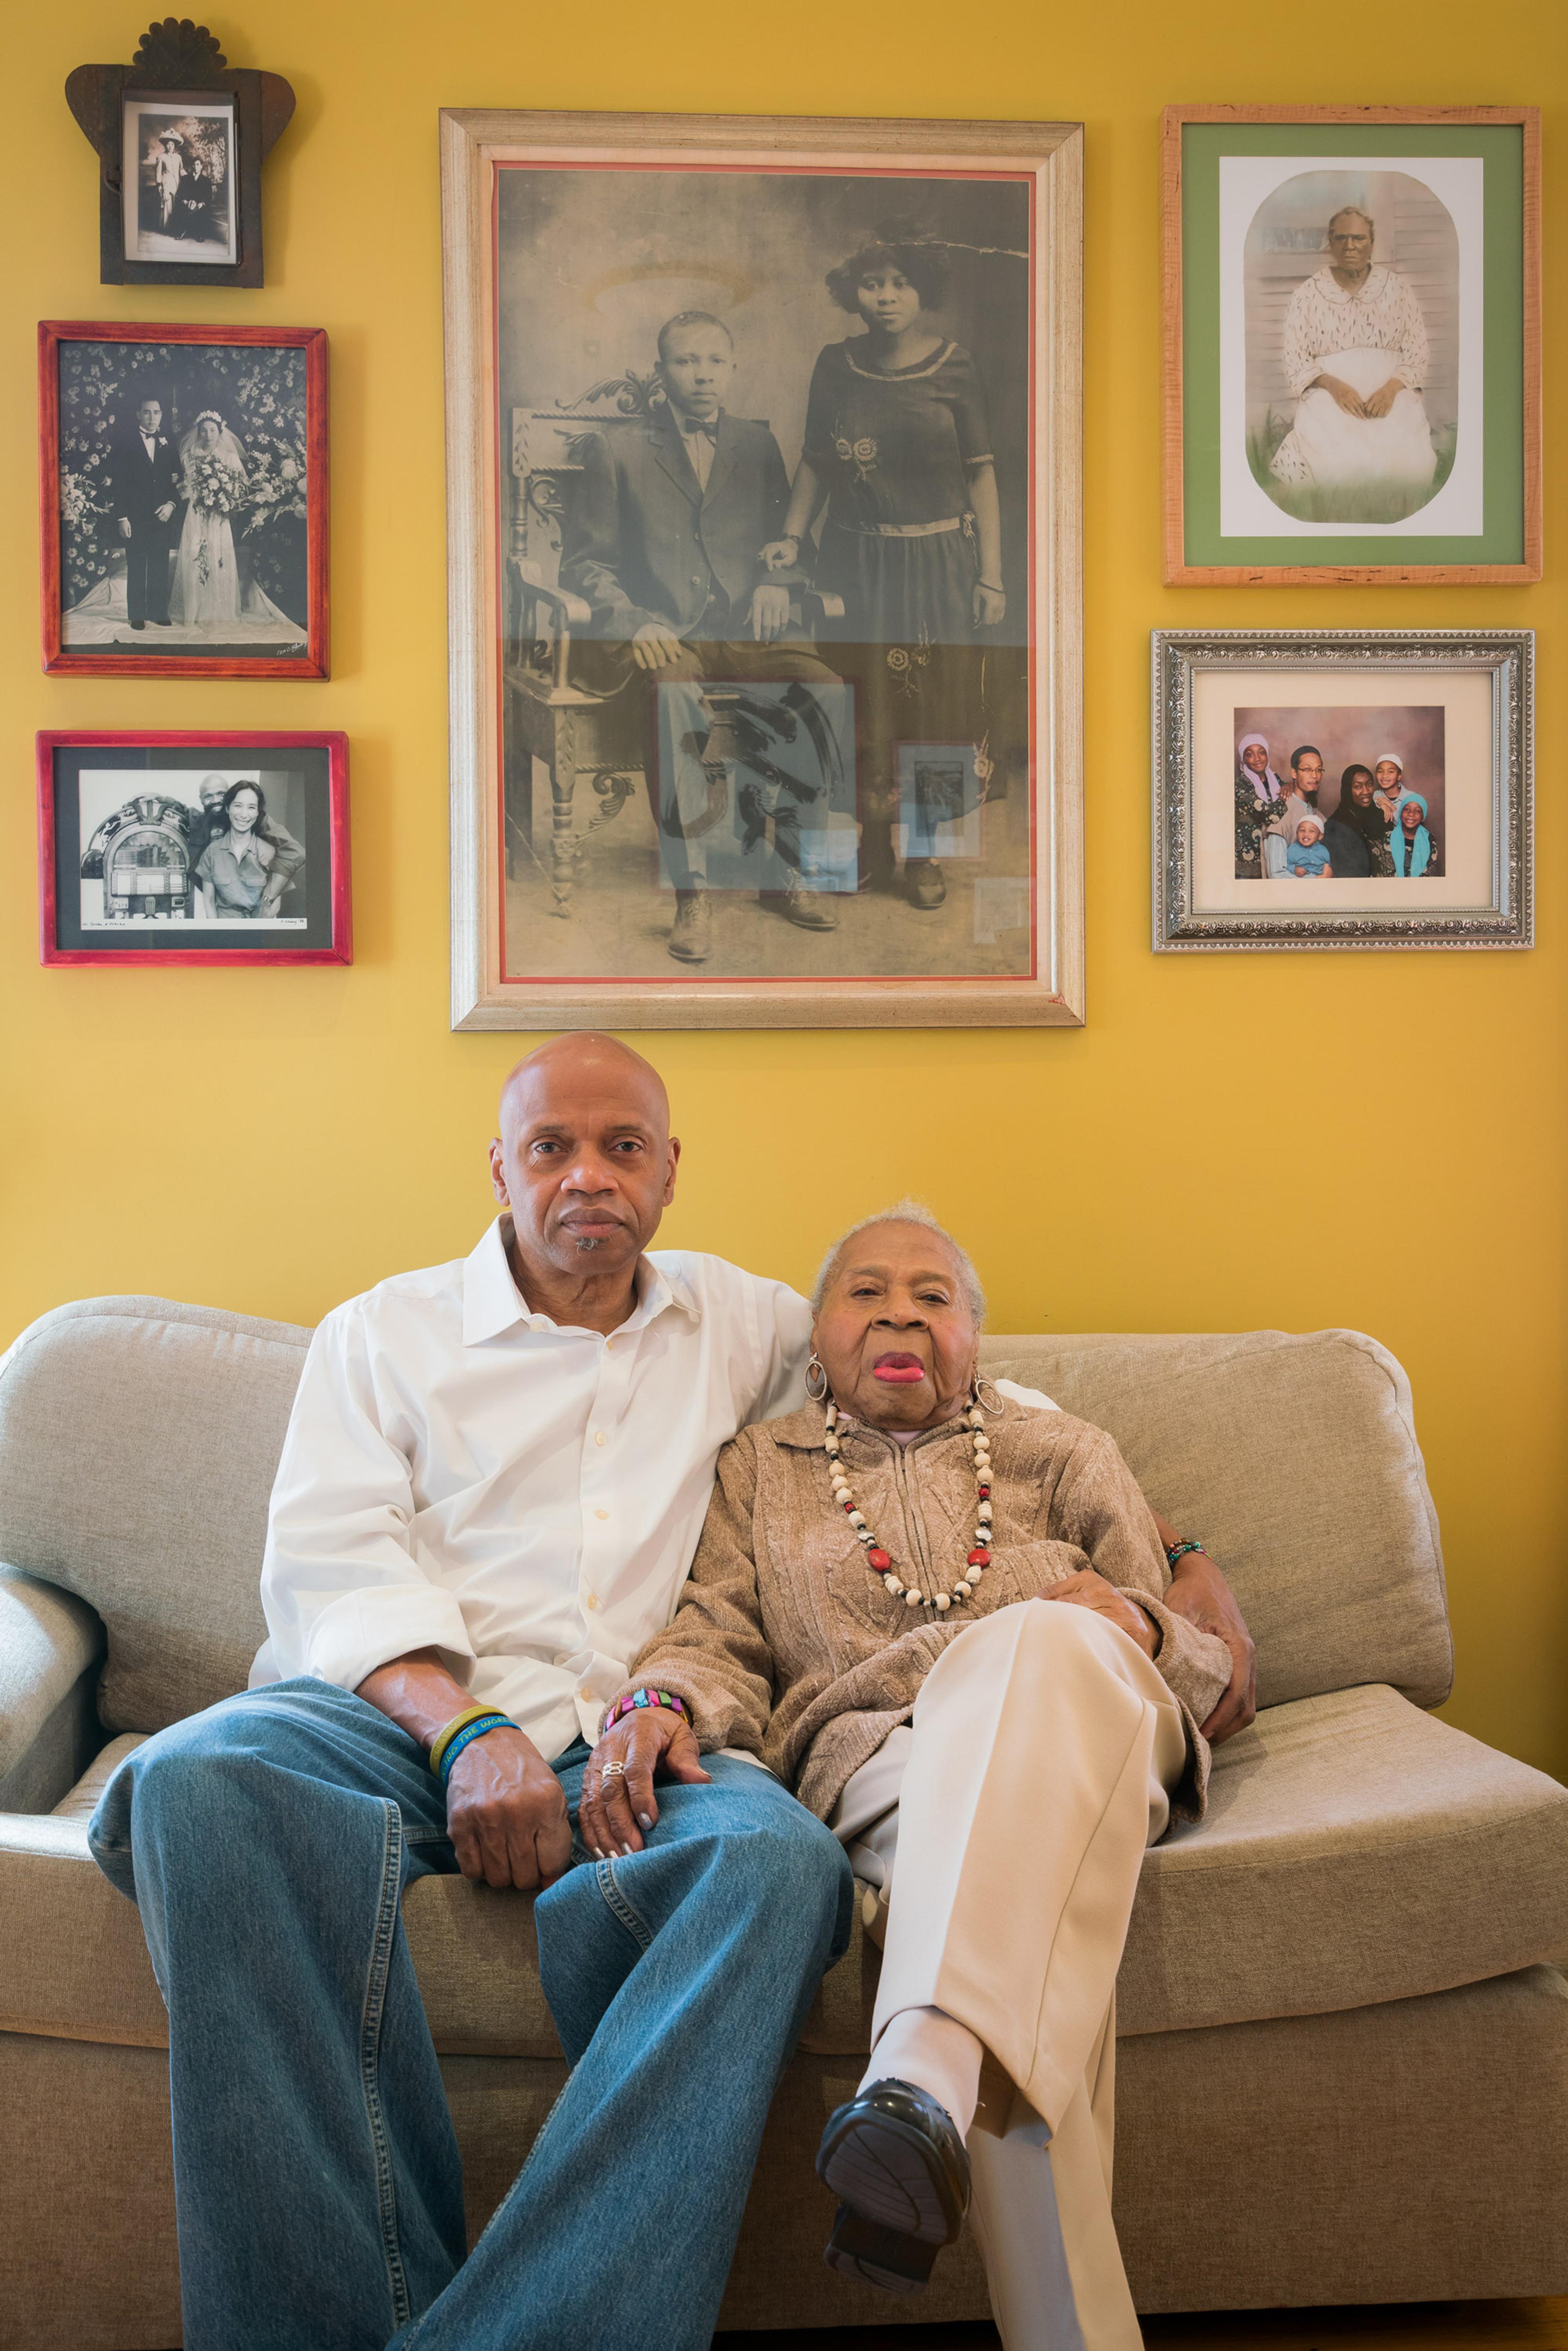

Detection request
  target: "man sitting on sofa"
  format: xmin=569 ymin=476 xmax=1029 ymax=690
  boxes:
xmin=88 ymin=1031 xmax=1254 ymax=2351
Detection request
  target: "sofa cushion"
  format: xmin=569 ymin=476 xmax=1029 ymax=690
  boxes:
xmin=9 ymin=1685 xmax=1566 ymax=2059
xmin=1115 ymin=1681 xmax=1568 ymax=2035
xmin=0 ymin=1298 xmax=308 ymax=1734
xmin=980 ymin=1329 xmax=1452 ymax=1711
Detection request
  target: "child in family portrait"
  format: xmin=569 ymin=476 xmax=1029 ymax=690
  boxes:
xmin=1284 ymin=815 xmax=1332 ymax=877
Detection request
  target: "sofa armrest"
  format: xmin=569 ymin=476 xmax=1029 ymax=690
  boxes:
xmin=0 ymin=1566 xmax=105 ymax=1812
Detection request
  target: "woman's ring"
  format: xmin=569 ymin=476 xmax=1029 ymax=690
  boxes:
xmin=600 ymin=1760 xmax=627 ymax=1782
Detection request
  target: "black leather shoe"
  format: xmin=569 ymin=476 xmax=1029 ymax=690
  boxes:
xmin=817 ymin=2078 xmax=970 ymax=2294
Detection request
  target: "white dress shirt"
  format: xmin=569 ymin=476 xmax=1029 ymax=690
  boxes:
xmin=674 ymin=412 xmax=718 ymax=492
xmin=252 ymin=1217 xmax=812 ymax=1761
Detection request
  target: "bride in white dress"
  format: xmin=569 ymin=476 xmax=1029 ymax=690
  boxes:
xmin=171 ymin=412 xmax=246 ymax=634
xmin=1268 ymin=205 xmax=1439 ymax=517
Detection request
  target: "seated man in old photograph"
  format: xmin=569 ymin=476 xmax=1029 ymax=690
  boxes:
xmin=560 ymin=310 xmax=844 ymax=962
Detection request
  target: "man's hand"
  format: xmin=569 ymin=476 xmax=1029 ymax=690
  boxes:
xmin=631 ymin=620 xmax=687 ymax=672
xmin=1362 ymin=378 xmax=1404 ymax=419
xmin=118 ymin=517 xmax=133 ymax=540
xmin=1153 ymin=1529 xmax=1256 ymax=1743
xmin=155 ymin=501 xmax=175 ymax=523
xmin=444 ymin=1726 xmax=573 ymax=1890
xmin=1310 ymin=373 xmax=1367 ymax=418
xmin=748 ymin=583 xmax=791 ymax=643
xmin=580 ymin=1708 xmax=711 ymax=1859
xmin=1038 ymin=1567 xmax=1158 ymax=1659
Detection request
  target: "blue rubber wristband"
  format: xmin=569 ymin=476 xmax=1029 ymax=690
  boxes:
xmin=438 ymin=1713 xmax=514 ymax=1786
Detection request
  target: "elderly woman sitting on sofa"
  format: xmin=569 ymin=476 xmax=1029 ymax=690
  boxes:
xmin=582 ymin=1204 xmax=1235 ymax=2351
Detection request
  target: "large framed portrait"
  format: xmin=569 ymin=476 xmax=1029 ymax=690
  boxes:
xmin=441 ymin=109 xmax=1084 ymax=1029
xmin=38 ymin=732 xmax=351 ymax=966
xmin=1152 ymin=631 xmax=1532 ymax=951
xmin=1161 ymin=106 xmax=1541 ymax=585
xmin=39 ymin=322 xmax=329 ymax=679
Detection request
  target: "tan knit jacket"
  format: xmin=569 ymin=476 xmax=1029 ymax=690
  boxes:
xmin=621 ymin=1398 xmax=1233 ymax=1824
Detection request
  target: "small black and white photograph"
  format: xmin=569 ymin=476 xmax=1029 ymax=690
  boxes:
xmin=121 ymin=99 xmax=237 ymax=266
xmin=77 ymin=769 xmax=309 ymax=928
xmin=38 ymin=735 xmax=351 ymax=966
xmin=43 ymin=324 xmax=327 ymax=677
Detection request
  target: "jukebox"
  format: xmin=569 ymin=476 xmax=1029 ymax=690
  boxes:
xmin=80 ymin=795 xmax=198 ymax=921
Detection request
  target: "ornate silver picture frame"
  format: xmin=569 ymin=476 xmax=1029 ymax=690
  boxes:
xmin=1153 ymin=629 xmax=1532 ymax=951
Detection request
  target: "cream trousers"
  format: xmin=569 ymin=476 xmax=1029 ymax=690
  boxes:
xmin=831 ymin=1599 xmax=1187 ymax=2351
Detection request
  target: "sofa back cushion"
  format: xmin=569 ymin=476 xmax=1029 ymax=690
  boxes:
xmin=0 ymin=1298 xmax=308 ymax=1733
xmin=980 ymin=1328 xmax=1452 ymax=1710
xmin=0 ymin=1301 xmax=1451 ymax=1736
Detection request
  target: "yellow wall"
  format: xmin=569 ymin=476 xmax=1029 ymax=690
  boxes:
xmin=4 ymin=3 xmax=1563 ymax=1779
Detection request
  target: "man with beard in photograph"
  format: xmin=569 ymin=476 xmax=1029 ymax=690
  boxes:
xmin=1279 ymin=743 xmax=1325 ymax=848
xmin=560 ymin=311 xmax=842 ymax=964
xmin=108 ymin=395 xmax=183 ymax=631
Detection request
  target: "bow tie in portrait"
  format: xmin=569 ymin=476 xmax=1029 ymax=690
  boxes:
xmin=682 ymin=418 xmax=719 ymax=442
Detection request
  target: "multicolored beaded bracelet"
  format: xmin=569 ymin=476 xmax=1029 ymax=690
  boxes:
xmin=602 ymin=1687 xmax=687 ymax=1735
xmin=1164 ymin=1538 xmax=1207 ymax=1570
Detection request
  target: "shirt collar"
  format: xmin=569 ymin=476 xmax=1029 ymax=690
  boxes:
xmin=461 ymin=1215 xmax=701 ymax=1345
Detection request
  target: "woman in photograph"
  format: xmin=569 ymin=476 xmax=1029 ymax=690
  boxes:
xmin=1389 ymin=790 xmax=1443 ymax=879
xmin=195 ymin=782 xmax=283 ymax=919
xmin=1323 ymin=763 xmax=1395 ymax=879
xmin=1233 ymin=731 xmax=1289 ymax=878
xmin=762 ymin=223 xmax=1004 ymax=911
xmin=1268 ymin=205 xmax=1439 ymax=516
xmin=170 ymin=411 xmax=247 ymax=635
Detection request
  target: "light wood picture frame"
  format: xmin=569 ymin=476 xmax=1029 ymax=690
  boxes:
xmin=1161 ymin=105 xmax=1541 ymax=586
xmin=441 ymin=108 xmax=1084 ymax=1030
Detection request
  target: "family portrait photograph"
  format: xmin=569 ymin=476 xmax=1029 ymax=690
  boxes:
xmin=1162 ymin=106 xmax=1540 ymax=584
xmin=40 ymin=323 xmax=329 ymax=678
xmin=121 ymin=98 xmax=238 ymax=266
xmin=38 ymin=733 xmax=351 ymax=966
xmin=1152 ymin=630 xmax=1533 ymax=952
xmin=443 ymin=110 xmax=1084 ymax=1030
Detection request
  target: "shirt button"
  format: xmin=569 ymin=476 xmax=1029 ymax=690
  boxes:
xmin=580 ymin=1685 xmax=592 ymax=1702
xmin=595 ymin=1430 xmax=606 ymax=1446
xmin=585 ymin=1592 xmax=598 ymax=1611
xmin=595 ymin=1507 xmax=609 ymax=1521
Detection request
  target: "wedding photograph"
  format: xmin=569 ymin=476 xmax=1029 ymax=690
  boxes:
xmin=38 ymin=732 xmax=352 ymax=966
xmin=121 ymin=98 xmax=238 ymax=266
xmin=40 ymin=322 xmax=329 ymax=679
xmin=443 ymin=109 xmax=1085 ymax=1030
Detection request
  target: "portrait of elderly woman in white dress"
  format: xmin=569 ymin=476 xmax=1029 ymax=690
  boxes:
xmin=1267 ymin=205 xmax=1440 ymax=521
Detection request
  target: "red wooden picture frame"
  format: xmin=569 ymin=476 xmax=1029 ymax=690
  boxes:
xmin=39 ymin=321 xmax=329 ymax=679
xmin=38 ymin=731 xmax=352 ymax=966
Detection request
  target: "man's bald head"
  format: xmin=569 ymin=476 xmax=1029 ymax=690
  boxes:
xmin=497 ymin=1032 xmax=669 ymax=1144
xmin=489 ymin=1033 xmax=679 ymax=1306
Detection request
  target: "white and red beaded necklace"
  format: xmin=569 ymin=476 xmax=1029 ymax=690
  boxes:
xmin=823 ymin=1392 xmax=993 ymax=1613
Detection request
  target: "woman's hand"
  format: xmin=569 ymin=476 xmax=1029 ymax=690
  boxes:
xmin=758 ymin=537 xmax=801 ymax=574
xmin=579 ymin=1709 xmax=712 ymax=1859
xmin=1152 ymin=1525 xmax=1256 ymax=1743
xmin=1362 ymin=378 xmax=1404 ymax=419
xmin=1038 ymin=1567 xmax=1158 ymax=1659
xmin=1309 ymin=373 xmax=1368 ymax=418
xmin=972 ymin=581 xmax=1007 ymax=629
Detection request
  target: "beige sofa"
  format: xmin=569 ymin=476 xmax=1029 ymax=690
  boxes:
xmin=2 ymin=1296 xmax=1566 ymax=2351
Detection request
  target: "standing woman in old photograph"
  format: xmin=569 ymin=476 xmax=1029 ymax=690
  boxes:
xmin=763 ymin=223 xmax=1004 ymax=911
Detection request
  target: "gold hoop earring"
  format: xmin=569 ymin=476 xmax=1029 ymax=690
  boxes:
xmin=804 ymin=1353 xmax=829 ymax=1402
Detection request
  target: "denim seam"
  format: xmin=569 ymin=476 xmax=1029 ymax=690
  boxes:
xmin=594 ymin=1856 xmax=655 ymax=1952
xmin=361 ymin=1798 xmax=412 ymax=2331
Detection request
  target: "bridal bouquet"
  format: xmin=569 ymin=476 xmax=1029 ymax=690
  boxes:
xmin=188 ymin=451 xmax=243 ymax=514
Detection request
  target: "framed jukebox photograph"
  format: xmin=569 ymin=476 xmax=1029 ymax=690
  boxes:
xmin=440 ymin=108 xmax=1085 ymax=1030
xmin=38 ymin=732 xmax=351 ymax=967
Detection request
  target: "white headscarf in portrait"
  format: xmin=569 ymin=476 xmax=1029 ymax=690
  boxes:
xmin=1235 ymin=731 xmax=1284 ymax=800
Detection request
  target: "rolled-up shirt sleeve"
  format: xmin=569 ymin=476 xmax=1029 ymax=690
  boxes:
xmin=257 ymin=1303 xmax=477 ymax=1692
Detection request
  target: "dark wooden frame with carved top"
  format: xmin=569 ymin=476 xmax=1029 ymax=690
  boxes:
xmin=66 ymin=17 xmax=294 ymax=287
xmin=39 ymin=320 xmax=329 ymax=680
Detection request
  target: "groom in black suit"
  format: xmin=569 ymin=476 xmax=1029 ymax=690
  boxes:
xmin=109 ymin=396 xmax=183 ymax=630
xmin=561 ymin=312 xmax=841 ymax=961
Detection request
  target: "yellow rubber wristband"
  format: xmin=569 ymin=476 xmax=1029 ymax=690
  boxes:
xmin=428 ymin=1704 xmax=500 ymax=1780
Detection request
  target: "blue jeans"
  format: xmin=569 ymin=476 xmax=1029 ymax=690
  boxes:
xmin=89 ymin=1679 xmax=853 ymax=2351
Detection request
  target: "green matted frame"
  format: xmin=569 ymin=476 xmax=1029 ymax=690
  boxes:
xmin=1161 ymin=106 xmax=1540 ymax=586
